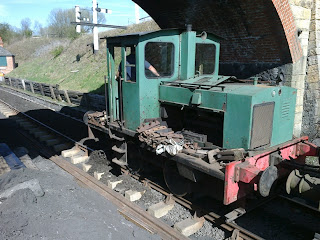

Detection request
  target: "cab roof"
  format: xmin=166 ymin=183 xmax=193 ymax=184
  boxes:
xmin=101 ymin=28 xmax=223 ymax=46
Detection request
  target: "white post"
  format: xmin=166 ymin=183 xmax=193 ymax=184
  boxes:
xmin=75 ymin=5 xmax=81 ymax=33
xmin=92 ymin=0 xmax=99 ymax=53
xmin=135 ymin=4 xmax=140 ymax=24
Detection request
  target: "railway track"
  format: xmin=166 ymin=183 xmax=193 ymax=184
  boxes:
xmin=0 ymin=97 xmax=189 ymax=240
xmin=0 ymin=86 xmax=318 ymax=240
xmin=120 ymin=168 xmax=263 ymax=240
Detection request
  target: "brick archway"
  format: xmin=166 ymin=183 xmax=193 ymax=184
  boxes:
xmin=134 ymin=0 xmax=302 ymax=78
xmin=271 ymin=0 xmax=302 ymax=63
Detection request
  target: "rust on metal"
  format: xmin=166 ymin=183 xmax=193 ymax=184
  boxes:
xmin=120 ymin=168 xmax=261 ymax=240
xmin=49 ymin=155 xmax=189 ymax=240
xmin=165 ymin=194 xmax=175 ymax=205
xmin=136 ymin=120 xmax=160 ymax=133
xmin=234 ymin=162 xmax=261 ymax=183
xmin=118 ymin=208 xmax=154 ymax=234
xmin=137 ymin=119 xmax=197 ymax=151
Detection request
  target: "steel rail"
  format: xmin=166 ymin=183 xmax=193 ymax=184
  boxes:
xmin=0 ymin=97 xmax=189 ymax=240
xmin=49 ymin=155 xmax=188 ymax=240
xmin=121 ymin=169 xmax=263 ymax=240
xmin=3 ymin=87 xmax=319 ymax=239
xmin=0 ymin=85 xmax=84 ymax=124
xmin=0 ymin=95 xmax=261 ymax=239
xmin=0 ymin=98 xmax=93 ymax=152
xmin=279 ymin=194 xmax=320 ymax=213
xmin=0 ymin=85 xmax=65 ymax=111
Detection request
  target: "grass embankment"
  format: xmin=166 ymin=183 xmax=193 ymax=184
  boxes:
xmin=6 ymin=21 xmax=160 ymax=94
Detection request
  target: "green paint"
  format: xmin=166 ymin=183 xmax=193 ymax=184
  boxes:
xmin=105 ymin=29 xmax=297 ymax=150
xmin=191 ymin=92 xmax=202 ymax=105
xmin=180 ymin=31 xmax=196 ymax=79
xmin=106 ymin=30 xmax=181 ymax=130
xmin=0 ymin=56 xmax=7 ymax=67
xmin=159 ymin=84 xmax=296 ymax=149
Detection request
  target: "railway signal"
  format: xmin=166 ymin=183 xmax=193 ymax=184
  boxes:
xmin=75 ymin=5 xmax=81 ymax=33
xmin=73 ymin=1 xmax=126 ymax=54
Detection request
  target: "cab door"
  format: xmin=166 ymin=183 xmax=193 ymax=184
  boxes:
xmin=107 ymin=42 xmax=141 ymax=130
xmin=121 ymin=46 xmax=141 ymax=130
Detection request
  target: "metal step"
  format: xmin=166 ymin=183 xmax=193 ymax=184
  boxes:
xmin=112 ymin=145 xmax=126 ymax=154
xmin=112 ymin=158 xmax=127 ymax=166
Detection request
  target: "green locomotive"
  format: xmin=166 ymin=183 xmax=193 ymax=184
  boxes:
xmin=85 ymin=28 xmax=319 ymax=206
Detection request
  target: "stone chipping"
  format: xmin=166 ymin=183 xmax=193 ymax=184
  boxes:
xmin=0 ymin=158 xmax=160 ymax=240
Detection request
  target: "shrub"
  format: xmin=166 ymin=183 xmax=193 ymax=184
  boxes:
xmin=51 ymin=46 xmax=64 ymax=58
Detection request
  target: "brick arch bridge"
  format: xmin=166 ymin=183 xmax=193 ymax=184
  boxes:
xmin=134 ymin=0 xmax=302 ymax=78
xmin=135 ymin=0 xmax=320 ymax=140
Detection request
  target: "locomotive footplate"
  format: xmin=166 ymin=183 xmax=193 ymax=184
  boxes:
xmin=84 ymin=110 xmax=320 ymax=206
xmin=136 ymin=120 xmax=320 ymax=205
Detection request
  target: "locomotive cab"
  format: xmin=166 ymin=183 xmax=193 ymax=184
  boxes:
xmin=105 ymin=29 xmax=181 ymax=131
xmin=105 ymin=29 xmax=222 ymax=129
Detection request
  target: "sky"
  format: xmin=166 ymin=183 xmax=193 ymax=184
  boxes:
xmin=0 ymin=0 xmax=150 ymax=30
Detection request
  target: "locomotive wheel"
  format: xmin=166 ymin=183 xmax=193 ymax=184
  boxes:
xmin=163 ymin=160 xmax=190 ymax=197
xmin=127 ymin=141 xmax=143 ymax=173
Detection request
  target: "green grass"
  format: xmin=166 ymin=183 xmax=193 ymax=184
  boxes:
xmin=6 ymin=20 xmax=160 ymax=94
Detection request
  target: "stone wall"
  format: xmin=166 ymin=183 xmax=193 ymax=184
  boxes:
xmin=288 ymin=1 xmax=312 ymax=137
xmin=284 ymin=0 xmax=320 ymax=140
xmin=135 ymin=0 xmax=302 ymax=76
xmin=301 ymin=0 xmax=320 ymax=139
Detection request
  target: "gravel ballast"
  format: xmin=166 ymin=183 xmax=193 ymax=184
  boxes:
xmin=0 ymin=156 xmax=160 ymax=240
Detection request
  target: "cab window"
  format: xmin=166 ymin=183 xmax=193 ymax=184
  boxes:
xmin=195 ymin=43 xmax=216 ymax=75
xmin=145 ymin=42 xmax=174 ymax=78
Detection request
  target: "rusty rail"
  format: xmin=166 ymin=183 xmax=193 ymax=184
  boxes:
xmin=0 ymin=96 xmax=188 ymax=240
xmin=0 ymin=91 xmax=262 ymax=239
xmin=121 ymin=168 xmax=263 ymax=240
xmin=49 ymin=155 xmax=189 ymax=240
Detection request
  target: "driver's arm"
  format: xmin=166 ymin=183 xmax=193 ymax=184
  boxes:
xmin=148 ymin=65 xmax=160 ymax=77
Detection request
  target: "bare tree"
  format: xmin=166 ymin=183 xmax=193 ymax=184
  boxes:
xmin=48 ymin=9 xmax=71 ymax=38
xmin=47 ymin=8 xmax=106 ymax=39
xmin=33 ymin=21 xmax=43 ymax=36
xmin=21 ymin=18 xmax=33 ymax=38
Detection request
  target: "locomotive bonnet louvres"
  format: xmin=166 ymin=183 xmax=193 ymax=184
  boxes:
xmin=83 ymin=28 xmax=320 ymax=207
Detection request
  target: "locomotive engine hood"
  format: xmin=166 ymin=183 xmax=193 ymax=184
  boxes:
xmin=159 ymin=80 xmax=297 ymax=150
xmin=103 ymin=28 xmax=297 ymax=150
